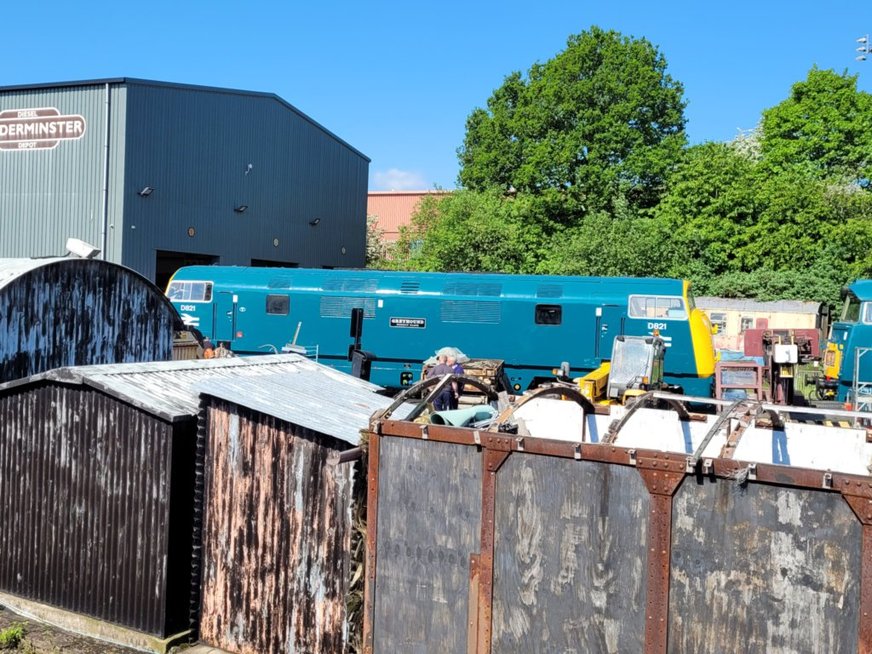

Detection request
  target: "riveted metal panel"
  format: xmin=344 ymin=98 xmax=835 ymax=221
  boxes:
xmin=121 ymin=82 xmax=368 ymax=280
xmin=0 ymin=257 xmax=177 ymax=383
xmin=0 ymin=382 xmax=196 ymax=636
xmin=669 ymin=478 xmax=861 ymax=653
xmin=372 ymin=437 xmax=482 ymax=654
xmin=0 ymin=83 xmax=127 ymax=260
xmin=491 ymin=454 xmax=648 ymax=653
xmin=199 ymin=399 xmax=355 ymax=654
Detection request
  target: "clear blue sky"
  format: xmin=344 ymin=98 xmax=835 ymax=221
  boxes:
xmin=4 ymin=1 xmax=871 ymax=191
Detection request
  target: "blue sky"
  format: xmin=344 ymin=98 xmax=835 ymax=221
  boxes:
xmin=4 ymin=1 xmax=871 ymax=191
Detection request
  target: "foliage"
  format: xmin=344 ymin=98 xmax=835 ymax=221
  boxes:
xmin=458 ymin=26 xmax=686 ymax=218
xmin=760 ymin=68 xmax=872 ymax=183
xmin=395 ymin=46 xmax=872 ymax=310
xmin=0 ymin=623 xmax=25 ymax=650
xmin=389 ymin=190 xmax=549 ymax=273
xmin=365 ymin=215 xmax=389 ymax=268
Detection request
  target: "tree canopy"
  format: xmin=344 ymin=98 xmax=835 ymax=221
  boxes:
xmin=458 ymin=27 xmax=687 ymax=217
xmin=376 ymin=37 xmax=872 ymax=309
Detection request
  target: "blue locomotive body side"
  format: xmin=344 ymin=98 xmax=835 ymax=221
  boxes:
xmin=167 ymin=266 xmax=716 ymax=396
xmin=825 ymin=280 xmax=872 ymax=403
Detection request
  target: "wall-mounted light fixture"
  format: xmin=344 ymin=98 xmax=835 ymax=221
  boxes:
xmin=309 ymin=218 xmax=321 ymax=226
xmin=245 ymin=163 xmax=254 ymax=175
xmin=234 ymin=205 xmax=249 ymax=213
xmin=138 ymin=186 xmax=155 ymax=197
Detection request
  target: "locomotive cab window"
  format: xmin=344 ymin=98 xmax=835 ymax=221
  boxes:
xmin=628 ymin=295 xmax=687 ymax=320
xmin=266 ymin=294 xmax=290 ymax=315
xmin=535 ymin=304 xmax=562 ymax=325
xmin=166 ymin=280 xmax=213 ymax=302
xmin=842 ymin=295 xmax=862 ymax=322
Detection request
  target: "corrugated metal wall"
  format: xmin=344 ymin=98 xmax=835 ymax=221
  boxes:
xmin=1 ymin=79 xmax=368 ymax=281
xmin=0 ymin=259 xmax=178 ymax=383
xmin=0 ymin=83 xmax=127 ymax=261
xmin=121 ymin=81 xmax=369 ymax=281
xmin=0 ymin=383 xmax=196 ymax=636
xmin=199 ymin=398 xmax=354 ymax=654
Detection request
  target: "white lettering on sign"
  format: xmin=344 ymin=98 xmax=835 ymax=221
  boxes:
xmin=0 ymin=107 xmax=87 ymax=151
xmin=179 ymin=304 xmax=197 ymax=312
xmin=647 ymin=322 xmax=667 ymax=331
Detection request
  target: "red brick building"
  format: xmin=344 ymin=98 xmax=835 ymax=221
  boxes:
xmin=367 ymin=190 xmax=450 ymax=242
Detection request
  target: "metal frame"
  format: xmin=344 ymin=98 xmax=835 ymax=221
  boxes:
xmin=364 ymin=390 xmax=872 ymax=653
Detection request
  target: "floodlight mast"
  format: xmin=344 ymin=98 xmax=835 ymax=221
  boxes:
xmin=858 ymin=34 xmax=870 ymax=62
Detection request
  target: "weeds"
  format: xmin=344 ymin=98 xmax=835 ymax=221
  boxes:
xmin=0 ymin=623 xmax=25 ymax=649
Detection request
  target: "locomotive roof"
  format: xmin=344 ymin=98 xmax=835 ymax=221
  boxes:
xmin=171 ymin=266 xmax=686 ymax=301
xmin=848 ymin=279 xmax=872 ymax=301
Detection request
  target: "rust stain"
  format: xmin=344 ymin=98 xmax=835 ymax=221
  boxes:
xmin=199 ymin=401 xmax=354 ymax=654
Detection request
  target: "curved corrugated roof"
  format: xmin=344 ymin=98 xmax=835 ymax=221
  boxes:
xmin=0 ymin=257 xmax=68 ymax=290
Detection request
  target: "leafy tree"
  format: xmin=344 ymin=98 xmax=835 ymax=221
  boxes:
xmin=458 ymin=26 xmax=687 ymax=217
xmin=365 ymin=215 xmax=389 ymax=268
xmin=539 ymin=213 xmax=676 ymax=278
xmin=760 ymin=68 xmax=872 ymax=183
xmin=390 ymin=190 xmax=548 ymax=273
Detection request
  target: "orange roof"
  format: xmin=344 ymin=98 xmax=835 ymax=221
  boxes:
xmin=367 ymin=191 xmax=451 ymax=242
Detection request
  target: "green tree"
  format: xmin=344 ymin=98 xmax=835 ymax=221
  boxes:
xmin=390 ymin=190 xmax=548 ymax=273
xmin=458 ymin=26 xmax=687 ymax=218
xmin=365 ymin=215 xmax=389 ymax=268
xmin=760 ymin=68 xmax=872 ymax=183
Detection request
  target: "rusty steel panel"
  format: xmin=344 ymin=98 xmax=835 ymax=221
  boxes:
xmin=491 ymin=455 xmax=649 ymax=653
xmin=0 ymin=383 xmax=195 ymax=636
xmin=199 ymin=400 xmax=355 ymax=654
xmin=372 ymin=437 xmax=482 ymax=654
xmin=0 ymin=258 xmax=179 ymax=383
xmin=669 ymin=478 xmax=861 ymax=653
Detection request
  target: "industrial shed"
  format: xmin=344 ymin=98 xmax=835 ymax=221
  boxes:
xmin=0 ymin=256 xmax=183 ymax=384
xmin=0 ymin=78 xmax=369 ymax=287
xmin=196 ymin=366 xmax=392 ymax=654
xmin=0 ymin=354 xmax=382 ymax=652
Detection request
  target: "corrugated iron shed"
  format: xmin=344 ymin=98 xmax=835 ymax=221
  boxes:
xmin=193 ymin=360 xmax=391 ymax=653
xmin=3 ymin=353 xmax=383 ymax=425
xmin=0 ymin=353 xmax=386 ymax=647
xmin=0 ymin=256 xmax=183 ymax=383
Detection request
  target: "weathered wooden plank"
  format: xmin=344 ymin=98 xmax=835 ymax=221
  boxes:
xmin=669 ymin=479 xmax=861 ymax=653
xmin=373 ymin=438 xmax=482 ymax=654
xmin=491 ymin=455 xmax=649 ymax=653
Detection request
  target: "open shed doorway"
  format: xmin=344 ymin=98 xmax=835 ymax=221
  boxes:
xmin=155 ymin=250 xmax=217 ymax=292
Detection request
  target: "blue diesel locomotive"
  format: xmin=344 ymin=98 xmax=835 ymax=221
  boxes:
xmin=822 ymin=280 xmax=872 ymax=404
xmin=167 ymin=267 xmax=717 ymax=396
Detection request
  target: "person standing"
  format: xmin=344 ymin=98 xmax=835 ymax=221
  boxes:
xmin=446 ymin=354 xmax=464 ymax=410
xmin=426 ymin=353 xmax=454 ymax=411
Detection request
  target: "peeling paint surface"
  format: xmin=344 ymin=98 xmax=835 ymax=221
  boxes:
xmin=372 ymin=438 xmax=482 ymax=654
xmin=199 ymin=400 xmax=354 ymax=654
xmin=669 ymin=480 xmax=861 ymax=653
xmin=0 ymin=257 xmax=179 ymax=383
xmin=492 ymin=455 xmax=648 ymax=653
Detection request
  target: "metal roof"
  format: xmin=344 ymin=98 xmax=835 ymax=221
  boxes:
xmin=0 ymin=77 xmax=370 ymax=162
xmin=696 ymin=297 xmax=823 ymax=314
xmin=0 ymin=257 xmax=68 ymax=290
xmin=0 ymin=256 xmax=162 ymax=292
xmin=197 ymin=368 xmax=393 ymax=446
xmin=0 ymin=355 xmax=390 ymax=443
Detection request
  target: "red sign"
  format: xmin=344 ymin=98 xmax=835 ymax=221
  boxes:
xmin=0 ymin=107 xmax=87 ymax=151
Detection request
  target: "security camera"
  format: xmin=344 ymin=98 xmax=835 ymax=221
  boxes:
xmin=66 ymin=237 xmax=101 ymax=259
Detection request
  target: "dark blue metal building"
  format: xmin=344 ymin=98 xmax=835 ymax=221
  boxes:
xmin=0 ymin=79 xmax=369 ymax=287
